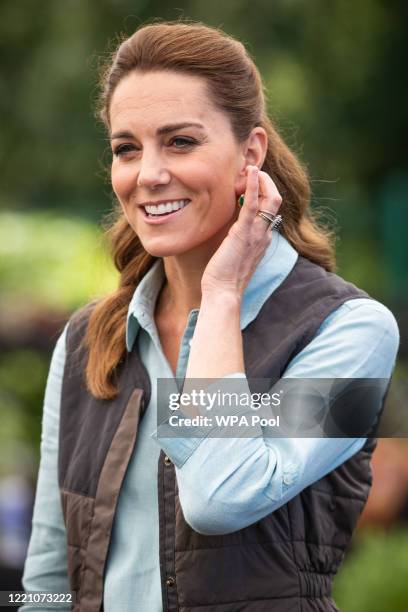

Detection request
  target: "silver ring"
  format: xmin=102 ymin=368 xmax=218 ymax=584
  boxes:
xmin=256 ymin=210 xmax=283 ymax=232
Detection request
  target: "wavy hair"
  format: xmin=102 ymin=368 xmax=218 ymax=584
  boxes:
xmin=85 ymin=19 xmax=336 ymax=399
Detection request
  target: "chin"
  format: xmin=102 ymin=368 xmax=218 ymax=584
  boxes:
xmin=141 ymin=239 xmax=196 ymax=258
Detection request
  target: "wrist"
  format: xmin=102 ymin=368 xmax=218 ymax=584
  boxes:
xmin=200 ymin=288 xmax=242 ymax=311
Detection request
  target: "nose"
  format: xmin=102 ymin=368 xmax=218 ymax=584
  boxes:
xmin=137 ymin=150 xmax=171 ymax=189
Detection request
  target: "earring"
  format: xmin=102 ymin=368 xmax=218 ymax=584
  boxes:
xmin=237 ymin=195 xmax=245 ymax=208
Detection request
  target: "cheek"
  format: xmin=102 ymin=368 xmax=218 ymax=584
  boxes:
xmin=111 ymin=162 xmax=134 ymax=201
xmin=194 ymin=163 xmax=234 ymax=206
xmin=111 ymin=168 xmax=135 ymax=227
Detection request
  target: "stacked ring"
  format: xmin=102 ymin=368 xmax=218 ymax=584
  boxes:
xmin=237 ymin=195 xmax=283 ymax=231
xmin=256 ymin=210 xmax=283 ymax=232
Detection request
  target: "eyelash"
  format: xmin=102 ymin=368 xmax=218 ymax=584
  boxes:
xmin=113 ymin=137 xmax=198 ymax=157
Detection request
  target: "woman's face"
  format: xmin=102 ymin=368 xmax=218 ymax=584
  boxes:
xmin=109 ymin=70 xmax=250 ymax=257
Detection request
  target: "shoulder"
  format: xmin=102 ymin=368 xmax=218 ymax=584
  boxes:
xmin=295 ymin=257 xmax=399 ymax=343
xmin=319 ymin=297 xmax=400 ymax=342
xmin=284 ymin=297 xmax=400 ymax=378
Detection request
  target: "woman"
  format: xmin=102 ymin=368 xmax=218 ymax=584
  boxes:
xmin=22 ymin=20 xmax=399 ymax=612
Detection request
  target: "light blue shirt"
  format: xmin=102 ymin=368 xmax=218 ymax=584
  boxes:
xmin=21 ymin=230 xmax=400 ymax=611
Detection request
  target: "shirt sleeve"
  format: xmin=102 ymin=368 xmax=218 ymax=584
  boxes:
xmin=151 ymin=298 xmax=400 ymax=535
xmin=20 ymin=323 xmax=71 ymax=610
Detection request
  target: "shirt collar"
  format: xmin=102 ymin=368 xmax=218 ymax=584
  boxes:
xmin=125 ymin=229 xmax=298 ymax=352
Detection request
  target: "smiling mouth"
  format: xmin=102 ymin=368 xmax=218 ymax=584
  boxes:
xmin=143 ymin=199 xmax=191 ymax=218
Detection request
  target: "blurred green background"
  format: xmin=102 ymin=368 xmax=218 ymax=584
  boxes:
xmin=0 ymin=0 xmax=407 ymax=609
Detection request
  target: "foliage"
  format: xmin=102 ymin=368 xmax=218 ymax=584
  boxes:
xmin=0 ymin=349 xmax=49 ymax=474
xmin=1 ymin=0 xmax=406 ymax=215
xmin=0 ymin=211 xmax=117 ymax=311
xmin=0 ymin=0 xmax=406 ymax=302
xmin=333 ymin=528 xmax=408 ymax=611
xmin=0 ymin=211 xmax=117 ymax=465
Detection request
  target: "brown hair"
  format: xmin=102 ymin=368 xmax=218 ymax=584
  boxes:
xmin=85 ymin=19 xmax=336 ymax=399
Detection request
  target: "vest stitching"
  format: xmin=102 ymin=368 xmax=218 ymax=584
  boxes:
xmin=175 ymin=539 xmax=349 ymax=552
xmin=74 ymin=502 xmax=94 ymax=608
xmin=297 ymin=569 xmax=336 ymax=575
xmin=310 ymin=488 xmax=368 ymax=501
xmin=286 ymin=502 xmax=302 ymax=612
xmin=173 ymin=475 xmax=180 ymax=610
xmin=180 ymin=593 xmax=335 ymax=607
xmin=158 ymin=453 xmax=168 ymax=612
xmin=60 ymin=487 xmax=94 ymax=499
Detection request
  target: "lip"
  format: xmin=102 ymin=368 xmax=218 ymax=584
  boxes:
xmin=140 ymin=200 xmax=191 ymax=224
xmin=138 ymin=198 xmax=190 ymax=207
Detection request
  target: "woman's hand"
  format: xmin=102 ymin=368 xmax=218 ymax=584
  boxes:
xmin=201 ymin=165 xmax=283 ymax=298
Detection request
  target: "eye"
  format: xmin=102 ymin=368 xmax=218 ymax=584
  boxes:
xmin=112 ymin=137 xmax=198 ymax=157
xmin=112 ymin=143 xmax=137 ymax=157
xmin=170 ymin=137 xmax=197 ymax=148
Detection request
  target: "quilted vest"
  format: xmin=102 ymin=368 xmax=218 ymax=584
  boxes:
xmin=58 ymin=255 xmax=385 ymax=611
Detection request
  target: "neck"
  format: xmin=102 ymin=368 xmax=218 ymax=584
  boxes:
xmin=156 ymin=229 xmax=228 ymax=320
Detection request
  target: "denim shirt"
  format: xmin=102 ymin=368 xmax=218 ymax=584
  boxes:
xmin=21 ymin=230 xmax=399 ymax=611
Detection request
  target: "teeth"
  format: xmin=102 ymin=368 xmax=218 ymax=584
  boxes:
xmin=145 ymin=199 xmax=190 ymax=216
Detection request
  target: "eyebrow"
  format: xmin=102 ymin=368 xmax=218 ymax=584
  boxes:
xmin=110 ymin=122 xmax=206 ymax=140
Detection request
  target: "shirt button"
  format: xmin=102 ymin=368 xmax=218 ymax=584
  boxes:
xmin=164 ymin=455 xmax=172 ymax=466
xmin=283 ymin=470 xmax=297 ymax=485
xmin=188 ymin=338 xmax=193 ymax=347
xmin=165 ymin=576 xmax=175 ymax=587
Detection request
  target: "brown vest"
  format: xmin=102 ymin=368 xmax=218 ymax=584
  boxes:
xmin=59 ymin=256 xmax=384 ymax=611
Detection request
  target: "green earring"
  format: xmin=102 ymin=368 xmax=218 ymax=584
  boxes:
xmin=237 ymin=195 xmax=245 ymax=208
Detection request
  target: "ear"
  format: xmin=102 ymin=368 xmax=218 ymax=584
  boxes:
xmin=235 ymin=127 xmax=268 ymax=196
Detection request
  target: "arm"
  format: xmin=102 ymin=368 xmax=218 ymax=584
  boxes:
xmin=20 ymin=324 xmax=71 ymax=610
xmin=184 ymin=290 xmax=243 ymax=380
xmin=152 ymin=299 xmax=400 ymax=535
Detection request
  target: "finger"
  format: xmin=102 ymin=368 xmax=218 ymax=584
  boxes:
xmin=238 ymin=165 xmax=259 ymax=228
xmin=257 ymin=171 xmax=282 ymax=215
